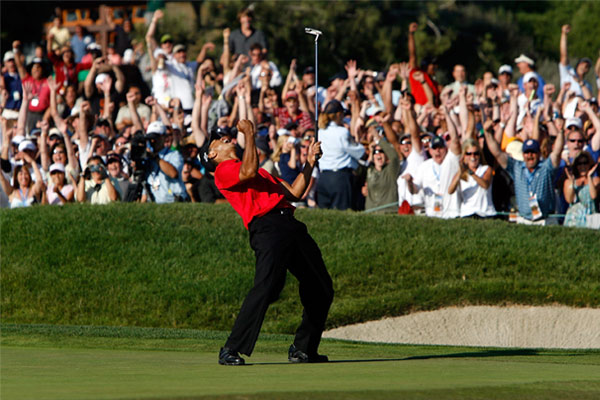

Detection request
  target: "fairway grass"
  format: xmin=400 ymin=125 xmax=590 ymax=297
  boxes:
xmin=2 ymin=324 xmax=600 ymax=400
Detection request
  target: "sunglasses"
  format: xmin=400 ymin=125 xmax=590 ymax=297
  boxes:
xmin=421 ymin=138 xmax=431 ymax=143
xmin=523 ymin=150 xmax=538 ymax=155
xmin=465 ymin=152 xmax=479 ymax=156
xmin=568 ymin=139 xmax=585 ymax=144
xmin=400 ymin=140 xmax=411 ymax=145
xmin=373 ymin=149 xmax=384 ymax=155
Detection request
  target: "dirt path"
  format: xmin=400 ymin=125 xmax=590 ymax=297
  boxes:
xmin=323 ymin=305 xmax=600 ymax=349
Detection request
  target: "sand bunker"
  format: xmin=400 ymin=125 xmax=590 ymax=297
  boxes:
xmin=323 ymin=305 xmax=600 ymax=349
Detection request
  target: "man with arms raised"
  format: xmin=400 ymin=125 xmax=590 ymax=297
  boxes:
xmin=204 ymin=120 xmax=333 ymax=365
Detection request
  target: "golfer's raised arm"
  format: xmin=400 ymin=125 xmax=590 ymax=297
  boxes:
xmin=280 ymin=138 xmax=321 ymax=201
xmin=238 ymin=120 xmax=258 ymax=182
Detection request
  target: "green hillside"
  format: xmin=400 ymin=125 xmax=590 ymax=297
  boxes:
xmin=1 ymin=204 xmax=599 ymax=333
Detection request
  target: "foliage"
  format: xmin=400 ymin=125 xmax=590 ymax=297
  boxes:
xmin=2 ymin=204 xmax=599 ymax=334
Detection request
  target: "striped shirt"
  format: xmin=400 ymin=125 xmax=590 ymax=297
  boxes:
xmin=506 ymin=157 xmax=556 ymax=220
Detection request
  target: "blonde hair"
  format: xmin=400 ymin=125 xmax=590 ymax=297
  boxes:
xmin=271 ymin=135 xmax=289 ymax=162
xmin=318 ymin=111 xmax=343 ymax=130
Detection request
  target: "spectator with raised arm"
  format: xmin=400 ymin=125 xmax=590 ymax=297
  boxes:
xmin=2 ymin=50 xmax=22 ymax=114
xmin=83 ymin=56 xmax=125 ymax=118
xmin=76 ymin=156 xmax=120 ymax=204
xmin=44 ymin=162 xmax=74 ymax=205
xmin=483 ymin=113 xmax=564 ymax=225
xmin=562 ymin=151 xmax=598 ymax=227
xmin=559 ymin=24 xmax=593 ymax=99
xmin=0 ymin=151 xmax=45 ymax=208
xmin=407 ymin=22 xmax=440 ymax=106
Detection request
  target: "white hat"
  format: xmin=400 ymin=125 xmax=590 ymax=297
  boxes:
xmin=49 ymin=127 xmax=63 ymax=138
xmin=366 ymin=106 xmax=384 ymax=117
xmin=18 ymin=140 xmax=36 ymax=152
xmin=49 ymin=163 xmax=66 ymax=174
xmin=489 ymin=78 xmax=500 ymax=86
xmin=522 ymin=71 xmax=538 ymax=83
xmin=276 ymin=128 xmax=291 ymax=136
xmin=30 ymin=57 xmax=43 ymax=65
xmin=70 ymin=107 xmax=80 ymax=117
xmin=11 ymin=134 xmax=26 ymax=146
xmin=3 ymin=51 xmax=15 ymax=62
xmin=498 ymin=64 xmax=513 ymax=75
xmin=146 ymin=121 xmax=166 ymax=135
xmin=505 ymin=140 xmax=524 ymax=162
xmin=566 ymin=117 xmax=582 ymax=130
xmin=95 ymin=73 xmax=109 ymax=86
xmin=153 ymin=48 xmax=168 ymax=59
xmin=514 ymin=54 xmax=535 ymax=66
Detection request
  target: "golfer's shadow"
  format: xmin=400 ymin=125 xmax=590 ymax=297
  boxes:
xmin=248 ymin=349 xmax=549 ymax=365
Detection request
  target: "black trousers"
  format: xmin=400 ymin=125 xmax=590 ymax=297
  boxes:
xmin=317 ymin=169 xmax=353 ymax=210
xmin=224 ymin=209 xmax=334 ymax=357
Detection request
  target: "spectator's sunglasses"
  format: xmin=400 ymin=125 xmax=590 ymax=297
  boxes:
xmin=465 ymin=152 xmax=479 ymax=156
xmin=568 ymin=139 xmax=585 ymax=144
xmin=400 ymin=139 xmax=411 ymax=145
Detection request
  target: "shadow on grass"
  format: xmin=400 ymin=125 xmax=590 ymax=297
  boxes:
xmin=246 ymin=348 xmax=556 ymax=365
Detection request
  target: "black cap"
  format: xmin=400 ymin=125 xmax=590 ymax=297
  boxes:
xmin=323 ymin=100 xmax=344 ymax=114
xmin=329 ymin=71 xmax=347 ymax=83
xmin=430 ymin=135 xmax=446 ymax=149
xmin=255 ymin=135 xmax=270 ymax=154
xmin=284 ymin=121 xmax=298 ymax=131
xmin=303 ymin=66 xmax=315 ymax=75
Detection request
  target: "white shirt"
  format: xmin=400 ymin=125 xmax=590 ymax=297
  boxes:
xmin=165 ymin=60 xmax=195 ymax=109
xmin=559 ymin=63 xmax=592 ymax=98
xmin=457 ymin=165 xmax=496 ymax=217
xmin=250 ymin=61 xmax=283 ymax=89
xmin=397 ymin=148 xmax=425 ymax=206
xmin=318 ymin=122 xmax=365 ymax=171
xmin=413 ymin=152 xmax=460 ymax=218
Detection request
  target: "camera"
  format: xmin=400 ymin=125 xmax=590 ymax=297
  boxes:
xmin=84 ymin=164 xmax=107 ymax=180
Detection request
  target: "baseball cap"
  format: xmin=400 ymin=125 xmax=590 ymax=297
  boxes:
xmin=49 ymin=163 xmax=66 ymax=174
xmin=173 ymin=44 xmax=186 ymax=53
xmin=48 ymin=127 xmax=63 ymax=139
xmin=505 ymin=140 xmax=524 ymax=161
xmin=11 ymin=135 xmax=26 ymax=146
xmin=146 ymin=121 xmax=167 ymax=136
xmin=523 ymin=71 xmax=538 ymax=83
xmin=18 ymin=140 xmax=36 ymax=152
xmin=160 ymin=34 xmax=173 ymax=44
xmin=514 ymin=54 xmax=535 ymax=66
xmin=399 ymin=134 xmax=411 ymax=144
xmin=522 ymin=139 xmax=540 ymax=153
xmin=498 ymin=64 xmax=513 ymax=75
xmin=430 ymin=135 xmax=446 ymax=149
xmin=153 ymin=48 xmax=168 ymax=59
xmin=565 ymin=117 xmax=582 ymax=130
xmin=365 ymin=118 xmax=379 ymax=129
xmin=30 ymin=57 xmax=43 ymax=66
xmin=577 ymin=57 xmax=592 ymax=67
xmin=277 ymin=128 xmax=291 ymax=136
xmin=323 ymin=100 xmax=344 ymax=114
xmin=366 ymin=106 xmax=384 ymax=117
xmin=29 ymin=128 xmax=42 ymax=138
xmin=86 ymin=43 xmax=101 ymax=52
xmin=303 ymin=66 xmax=315 ymax=75
xmin=3 ymin=51 xmax=14 ymax=62
xmin=284 ymin=91 xmax=298 ymax=100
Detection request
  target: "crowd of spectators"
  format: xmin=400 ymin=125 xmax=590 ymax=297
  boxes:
xmin=1 ymin=8 xmax=599 ymax=228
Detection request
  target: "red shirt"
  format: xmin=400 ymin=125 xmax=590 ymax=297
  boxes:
xmin=23 ymin=75 xmax=50 ymax=112
xmin=409 ymin=68 xmax=440 ymax=105
xmin=214 ymin=159 xmax=293 ymax=229
xmin=275 ymin=107 xmax=313 ymax=132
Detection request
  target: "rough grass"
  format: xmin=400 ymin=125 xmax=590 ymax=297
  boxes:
xmin=1 ymin=203 xmax=599 ymax=333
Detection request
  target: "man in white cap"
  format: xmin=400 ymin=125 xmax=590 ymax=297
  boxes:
xmin=559 ymin=24 xmax=593 ymax=99
xmin=514 ymin=54 xmax=545 ymax=99
xmin=83 ymin=55 xmax=125 ymax=117
xmin=140 ymin=121 xmax=187 ymax=203
xmin=517 ymin=72 xmax=543 ymax=124
xmin=2 ymin=51 xmax=22 ymax=115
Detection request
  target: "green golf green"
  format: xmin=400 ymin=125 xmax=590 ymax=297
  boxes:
xmin=2 ymin=325 xmax=599 ymax=400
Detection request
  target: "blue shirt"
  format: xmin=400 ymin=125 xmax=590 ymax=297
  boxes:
xmin=278 ymin=153 xmax=300 ymax=184
xmin=3 ymin=72 xmax=22 ymax=110
xmin=70 ymin=35 xmax=94 ymax=63
xmin=506 ymin=157 xmax=556 ymax=219
xmin=145 ymin=148 xmax=187 ymax=203
xmin=318 ymin=122 xmax=365 ymax=171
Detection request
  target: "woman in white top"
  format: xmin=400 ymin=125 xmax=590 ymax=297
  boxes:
xmin=44 ymin=163 xmax=74 ymax=205
xmin=448 ymin=139 xmax=496 ymax=218
xmin=0 ymin=152 xmax=45 ymax=208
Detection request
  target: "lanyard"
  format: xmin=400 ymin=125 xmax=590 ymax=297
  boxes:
xmin=19 ymin=187 xmax=29 ymax=202
xmin=525 ymin=166 xmax=537 ymax=195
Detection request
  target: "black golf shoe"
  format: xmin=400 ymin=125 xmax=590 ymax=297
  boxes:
xmin=218 ymin=347 xmax=245 ymax=365
xmin=288 ymin=344 xmax=329 ymax=363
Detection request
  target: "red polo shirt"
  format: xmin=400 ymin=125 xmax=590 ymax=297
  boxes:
xmin=214 ymin=159 xmax=293 ymax=229
xmin=409 ymin=68 xmax=440 ymax=105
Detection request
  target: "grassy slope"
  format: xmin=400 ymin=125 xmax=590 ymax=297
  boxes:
xmin=2 ymin=203 xmax=599 ymax=334
xmin=2 ymin=325 xmax=600 ymax=400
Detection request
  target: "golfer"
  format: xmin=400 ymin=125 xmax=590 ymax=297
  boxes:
xmin=204 ymin=119 xmax=334 ymax=365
